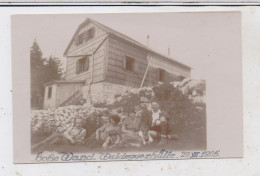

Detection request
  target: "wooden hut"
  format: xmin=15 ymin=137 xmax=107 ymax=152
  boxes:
xmin=43 ymin=18 xmax=191 ymax=109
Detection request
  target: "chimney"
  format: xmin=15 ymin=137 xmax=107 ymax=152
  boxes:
xmin=147 ymin=35 xmax=150 ymax=46
xmin=168 ymin=43 xmax=171 ymax=56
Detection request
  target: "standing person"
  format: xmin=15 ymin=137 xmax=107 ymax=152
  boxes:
xmin=149 ymin=101 xmax=169 ymax=145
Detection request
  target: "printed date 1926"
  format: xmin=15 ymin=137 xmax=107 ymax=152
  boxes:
xmin=180 ymin=150 xmax=220 ymax=158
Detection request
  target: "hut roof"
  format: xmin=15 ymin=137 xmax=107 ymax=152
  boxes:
xmin=64 ymin=18 xmax=191 ymax=69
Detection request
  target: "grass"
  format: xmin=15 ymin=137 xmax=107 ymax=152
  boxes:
xmin=31 ymin=107 xmax=206 ymax=154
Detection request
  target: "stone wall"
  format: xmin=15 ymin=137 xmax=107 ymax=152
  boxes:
xmin=82 ymin=82 xmax=133 ymax=104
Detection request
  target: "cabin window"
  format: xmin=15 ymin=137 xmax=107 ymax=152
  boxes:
xmin=85 ymin=27 xmax=95 ymax=42
xmin=159 ymin=69 xmax=165 ymax=82
xmin=76 ymin=27 xmax=95 ymax=46
xmin=77 ymin=33 xmax=84 ymax=45
xmin=76 ymin=56 xmax=89 ymax=74
xmin=48 ymin=86 xmax=52 ymax=98
xmin=123 ymin=56 xmax=135 ymax=72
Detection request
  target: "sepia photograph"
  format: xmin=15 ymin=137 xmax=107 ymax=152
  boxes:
xmin=12 ymin=12 xmax=243 ymax=162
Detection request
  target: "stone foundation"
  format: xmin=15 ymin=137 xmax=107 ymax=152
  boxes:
xmin=82 ymin=82 xmax=133 ymax=104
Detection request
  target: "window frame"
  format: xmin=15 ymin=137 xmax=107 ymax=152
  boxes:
xmin=76 ymin=27 xmax=95 ymax=46
xmin=125 ymin=56 xmax=135 ymax=72
xmin=159 ymin=68 xmax=165 ymax=82
xmin=48 ymin=86 xmax=52 ymax=99
xmin=76 ymin=56 xmax=89 ymax=74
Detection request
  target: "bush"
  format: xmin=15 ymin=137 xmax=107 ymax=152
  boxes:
xmin=152 ymin=83 xmax=205 ymax=135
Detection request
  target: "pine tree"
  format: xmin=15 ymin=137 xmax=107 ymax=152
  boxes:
xmin=30 ymin=40 xmax=64 ymax=109
xmin=30 ymin=40 xmax=43 ymax=68
xmin=30 ymin=40 xmax=45 ymax=109
xmin=44 ymin=56 xmax=64 ymax=83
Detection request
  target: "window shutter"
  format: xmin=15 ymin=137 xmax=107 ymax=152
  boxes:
xmin=83 ymin=31 xmax=87 ymax=41
xmin=79 ymin=33 xmax=84 ymax=44
xmin=76 ymin=61 xmax=79 ymax=74
xmin=90 ymin=27 xmax=95 ymax=38
xmin=123 ymin=57 xmax=127 ymax=69
xmin=85 ymin=57 xmax=89 ymax=71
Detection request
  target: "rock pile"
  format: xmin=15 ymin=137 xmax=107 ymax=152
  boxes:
xmin=31 ymin=79 xmax=206 ymax=138
xmin=31 ymin=105 xmax=109 ymax=137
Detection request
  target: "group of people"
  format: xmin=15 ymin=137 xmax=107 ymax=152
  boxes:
xmin=32 ymin=101 xmax=173 ymax=151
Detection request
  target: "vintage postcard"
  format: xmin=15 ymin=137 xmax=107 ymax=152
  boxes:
xmin=12 ymin=12 xmax=243 ymax=163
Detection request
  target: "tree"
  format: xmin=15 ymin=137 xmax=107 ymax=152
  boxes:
xmin=44 ymin=57 xmax=64 ymax=83
xmin=30 ymin=40 xmax=64 ymax=109
xmin=30 ymin=40 xmax=45 ymax=109
xmin=30 ymin=40 xmax=43 ymax=68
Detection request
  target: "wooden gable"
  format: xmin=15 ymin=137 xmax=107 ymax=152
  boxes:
xmin=64 ymin=19 xmax=108 ymax=56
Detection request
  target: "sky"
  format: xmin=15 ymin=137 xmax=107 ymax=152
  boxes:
xmin=12 ymin=12 xmax=241 ymax=79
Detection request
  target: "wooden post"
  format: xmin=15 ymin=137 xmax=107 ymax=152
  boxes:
xmin=90 ymin=53 xmax=94 ymax=84
xmin=88 ymin=37 xmax=108 ymax=104
xmin=140 ymin=55 xmax=152 ymax=88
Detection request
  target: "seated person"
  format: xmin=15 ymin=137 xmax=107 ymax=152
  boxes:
xmin=137 ymin=105 xmax=153 ymax=145
xmin=95 ymin=114 xmax=121 ymax=143
xmin=84 ymin=114 xmax=121 ymax=148
xmin=102 ymin=129 xmax=121 ymax=150
xmin=138 ymin=125 xmax=153 ymax=145
xmin=32 ymin=118 xmax=86 ymax=150
xmin=149 ymin=101 xmax=170 ymax=145
xmin=121 ymin=110 xmax=143 ymax=147
xmin=63 ymin=118 xmax=86 ymax=144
